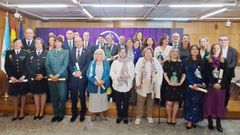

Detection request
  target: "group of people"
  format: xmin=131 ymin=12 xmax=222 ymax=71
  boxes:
xmin=4 ymin=28 xmax=238 ymax=133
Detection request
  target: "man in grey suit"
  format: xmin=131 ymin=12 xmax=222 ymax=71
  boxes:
xmin=219 ymin=35 xmax=238 ymax=107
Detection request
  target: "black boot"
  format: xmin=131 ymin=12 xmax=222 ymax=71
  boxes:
xmin=208 ymin=116 xmax=214 ymax=130
xmin=216 ymin=117 xmax=223 ymax=132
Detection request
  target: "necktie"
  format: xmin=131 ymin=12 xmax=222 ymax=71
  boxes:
xmin=37 ymin=51 xmax=41 ymax=56
xmin=16 ymin=51 xmax=19 ymax=55
xmin=27 ymin=41 xmax=31 ymax=46
xmin=77 ymin=50 xmax=81 ymax=61
xmin=84 ymin=41 xmax=87 ymax=48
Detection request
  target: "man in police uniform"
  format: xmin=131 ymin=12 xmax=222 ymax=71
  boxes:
xmin=5 ymin=38 xmax=29 ymax=120
xmin=45 ymin=36 xmax=69 ymax=122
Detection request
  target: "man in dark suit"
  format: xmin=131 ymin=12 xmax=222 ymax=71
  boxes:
xmin=83 ymin=31 xmax=95 ymax=55
xmin=169 ymin=32 xmax=181 ymax=48
xmin=118 ymin=35 xmax=126 ymax=48
xmin=95 ymin=34 xmax=106 ymax=50
xmin=219 ymin=35 xmax=238 ymax=107
xmin=69 ymin=36 xmax=91 ymax=122
xmin=21 ymin=28 xmax=35 ymax=52
xmin=63 ymin=30 xmax=75 ymax=51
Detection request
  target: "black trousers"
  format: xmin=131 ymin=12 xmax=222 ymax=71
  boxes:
xmin=71 ymin=88 xmax=86 ymax=116
xmin=225 ymin=76 xmax=233 ymax=107
xmin=113 ymin=90 xmax=130 ymax=119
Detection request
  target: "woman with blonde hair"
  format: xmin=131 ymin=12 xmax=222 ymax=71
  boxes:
xmin=86 ymin=49 xmax=110 ymax=121
xmin=163 ymin=47 xmax=186 ymax=125
xmin=134 ymin=47 xmax=163 ymax=125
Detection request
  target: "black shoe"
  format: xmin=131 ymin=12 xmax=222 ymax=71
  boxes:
xmin=12 ymin=117 xmax=18 ymax=121
xmin=33 ymin=116 xmax=39 ymax=120
xmin=57 ymin=116 xmax=64 ymax=122
xmin=51 ymin=116 xmax=58 ymax=122
xmin=171 ymin=122 xmax=176 ymax=126
xmin=166 ymin=121 xmax=172 ymax=125
xmin=123 ymin=119 xmax=128 ymax=124
xmin=116 ymin=118 xmax=122 ymax=124
xmin=79 ymin=115 xmax=85 ymax=122
xmin=216 ymin=118 xmax=223 ymax=132
xmin=208 ymin=116 xmax=214 ymax=130
xmin=186 ymin=122 xmax=192 ymax=129
xmin=70 ymin=115 xmax=77 ymax=122
xmin=39 ymin=115 xmax=44 ymax=120
xmin=18 ymin=117 xmax=25 ymax=120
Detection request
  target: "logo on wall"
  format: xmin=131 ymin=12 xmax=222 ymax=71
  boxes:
xmin=95 ymin=31 xmax=119 ymax=45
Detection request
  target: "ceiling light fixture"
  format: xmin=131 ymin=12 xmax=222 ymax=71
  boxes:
xmin=169 ymin=4 xmax=224 ymax=8
xmin=82 ymin=8 xmax=93 ymax=19
xmin=16 ymin=4 xmax=69 ymax=8
xmin=200 ymin=8 xmax=227 ymax=19
xmin=99 ymin=17 xmax=138 ymax=20
xmin=91 ymin=4 xmax=144 ymax=8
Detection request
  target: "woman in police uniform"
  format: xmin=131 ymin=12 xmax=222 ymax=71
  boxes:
xmin=26 ymin=38 xmax=48 ymax=120
xmin=5 ymin=38 xmax=29 ymax=121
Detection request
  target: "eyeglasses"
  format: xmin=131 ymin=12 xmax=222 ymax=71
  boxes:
xmin=219 ymin=39 xmax=228 ymax=41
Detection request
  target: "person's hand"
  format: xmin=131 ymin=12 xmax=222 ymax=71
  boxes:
xmin=135 ymin=84 xmax=141 ymax=89
xmin=73 ymin=71 xmax=82 ymax=78
xmin=35 ymin=74 xmax=44 ymax=81
xmin=191 ymin=84 xmax=199 ymax=91
xmin=51 ymin=75 xmax=59 ymax=82
xmin=94 ymin=81 xmax=100 ymax=86
xmin=99 ymin=80 xmax=105 ymax=86
xmin=213 ymin=83 xmax=221 ymax=90
xmin=18 ymin=76 xmax=25 ymax=82
xmin=10 ymin=77 xmax=18 ymax=83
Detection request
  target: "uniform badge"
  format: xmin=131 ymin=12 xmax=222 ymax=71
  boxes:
xmin=9 ymin=54 xmax=12 ymax=59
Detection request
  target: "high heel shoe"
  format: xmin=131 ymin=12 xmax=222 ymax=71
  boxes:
xmin=18 ymin=116 xmax=25 ymax=120
xmin=12 ymin=117 xmax=18 ymax=121
xmin=33 ymin=115 xmax=39 ymax=120
xmin=39 ymin=115 xmax=44 ymax=120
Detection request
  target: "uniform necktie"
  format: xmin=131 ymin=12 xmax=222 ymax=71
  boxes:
xmin=77 ymin=50 xmax=81 ymax=61
xmin=37 ymin=51 xmax=41 ymax=56
xmin=27 ymin=41 xmax=31 ymax=46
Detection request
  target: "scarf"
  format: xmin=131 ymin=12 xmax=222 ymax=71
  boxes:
xmin=212 ymin=56 xmax=220 ymax=69
xmin=117 ymin=57 xmax=129 ymax=87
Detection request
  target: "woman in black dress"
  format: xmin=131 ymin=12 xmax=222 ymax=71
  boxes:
xmin=5 ymin=38 xmax=29 ymax=121
xmin=163 ymin=47 xmax=186 ymax=125
xmin=27 ymin=38 xmax=48 ymax=120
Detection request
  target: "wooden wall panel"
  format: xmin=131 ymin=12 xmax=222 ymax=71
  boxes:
xmin=0 ymin=8 xmax=239 ymax=66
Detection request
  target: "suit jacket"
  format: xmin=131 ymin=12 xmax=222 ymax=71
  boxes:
xmin=83 ymin=41 xmax=95 ymax=56
xmin=103 ymin=43 xmax=120 ymax=59
xmin=63 ymin=40 xmax=75 ymax=51
xmin=169 ymin=42 xmax=180 ymax=47
xmin=5 ymin=49 xmax=28 ymax=79
xmin=26 ymin=50 xmax=48 ymax=79
xmin=68 ymin=48 xmax=92 ymax=90
xmin=45 ymin=49 xmax=69 ymax=78
xmin=226 ymin=46 xmax=238 ymax=78
xmin=22 ymin=38 xmax=36 ymax=52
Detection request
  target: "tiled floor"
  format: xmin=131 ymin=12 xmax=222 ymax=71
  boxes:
xmin=0 ymin=115 xmax=239 ymax=135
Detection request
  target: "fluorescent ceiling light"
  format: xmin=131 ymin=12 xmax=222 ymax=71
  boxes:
xmin=16 ymin=4 xmax=69 ymax=8
xmin=72 ymin=0 xmax=78 ymax=4
xmin=200 ymin=8 xmax=227 ymax=19
xmin=82 ymin=8 xmax=93 ymax=19
xmin=169 ymin=4 xmax=224 ymax=8
xmin=152 ymin=18 xmax=197 ymax=21
xmin=99 ymin=17 xmax=138 ymax=20
xmin=91 ymin=4 xmax=144 ymax=8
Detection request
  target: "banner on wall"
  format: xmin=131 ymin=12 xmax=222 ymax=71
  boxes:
xmin=36 ymin=28 xmax=183 ymax=44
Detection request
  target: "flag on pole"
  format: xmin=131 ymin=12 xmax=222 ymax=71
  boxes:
xmin=1 ymin=13 xmax=11 ymax=73
xmin=19 ymin=20 xmax=24 ymax=39
xmin=10 ymin=21 xmax=16 ymax=42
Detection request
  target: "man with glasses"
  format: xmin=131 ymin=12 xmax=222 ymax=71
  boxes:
xmin=219 ymin=35 xmax=238 ymax=108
